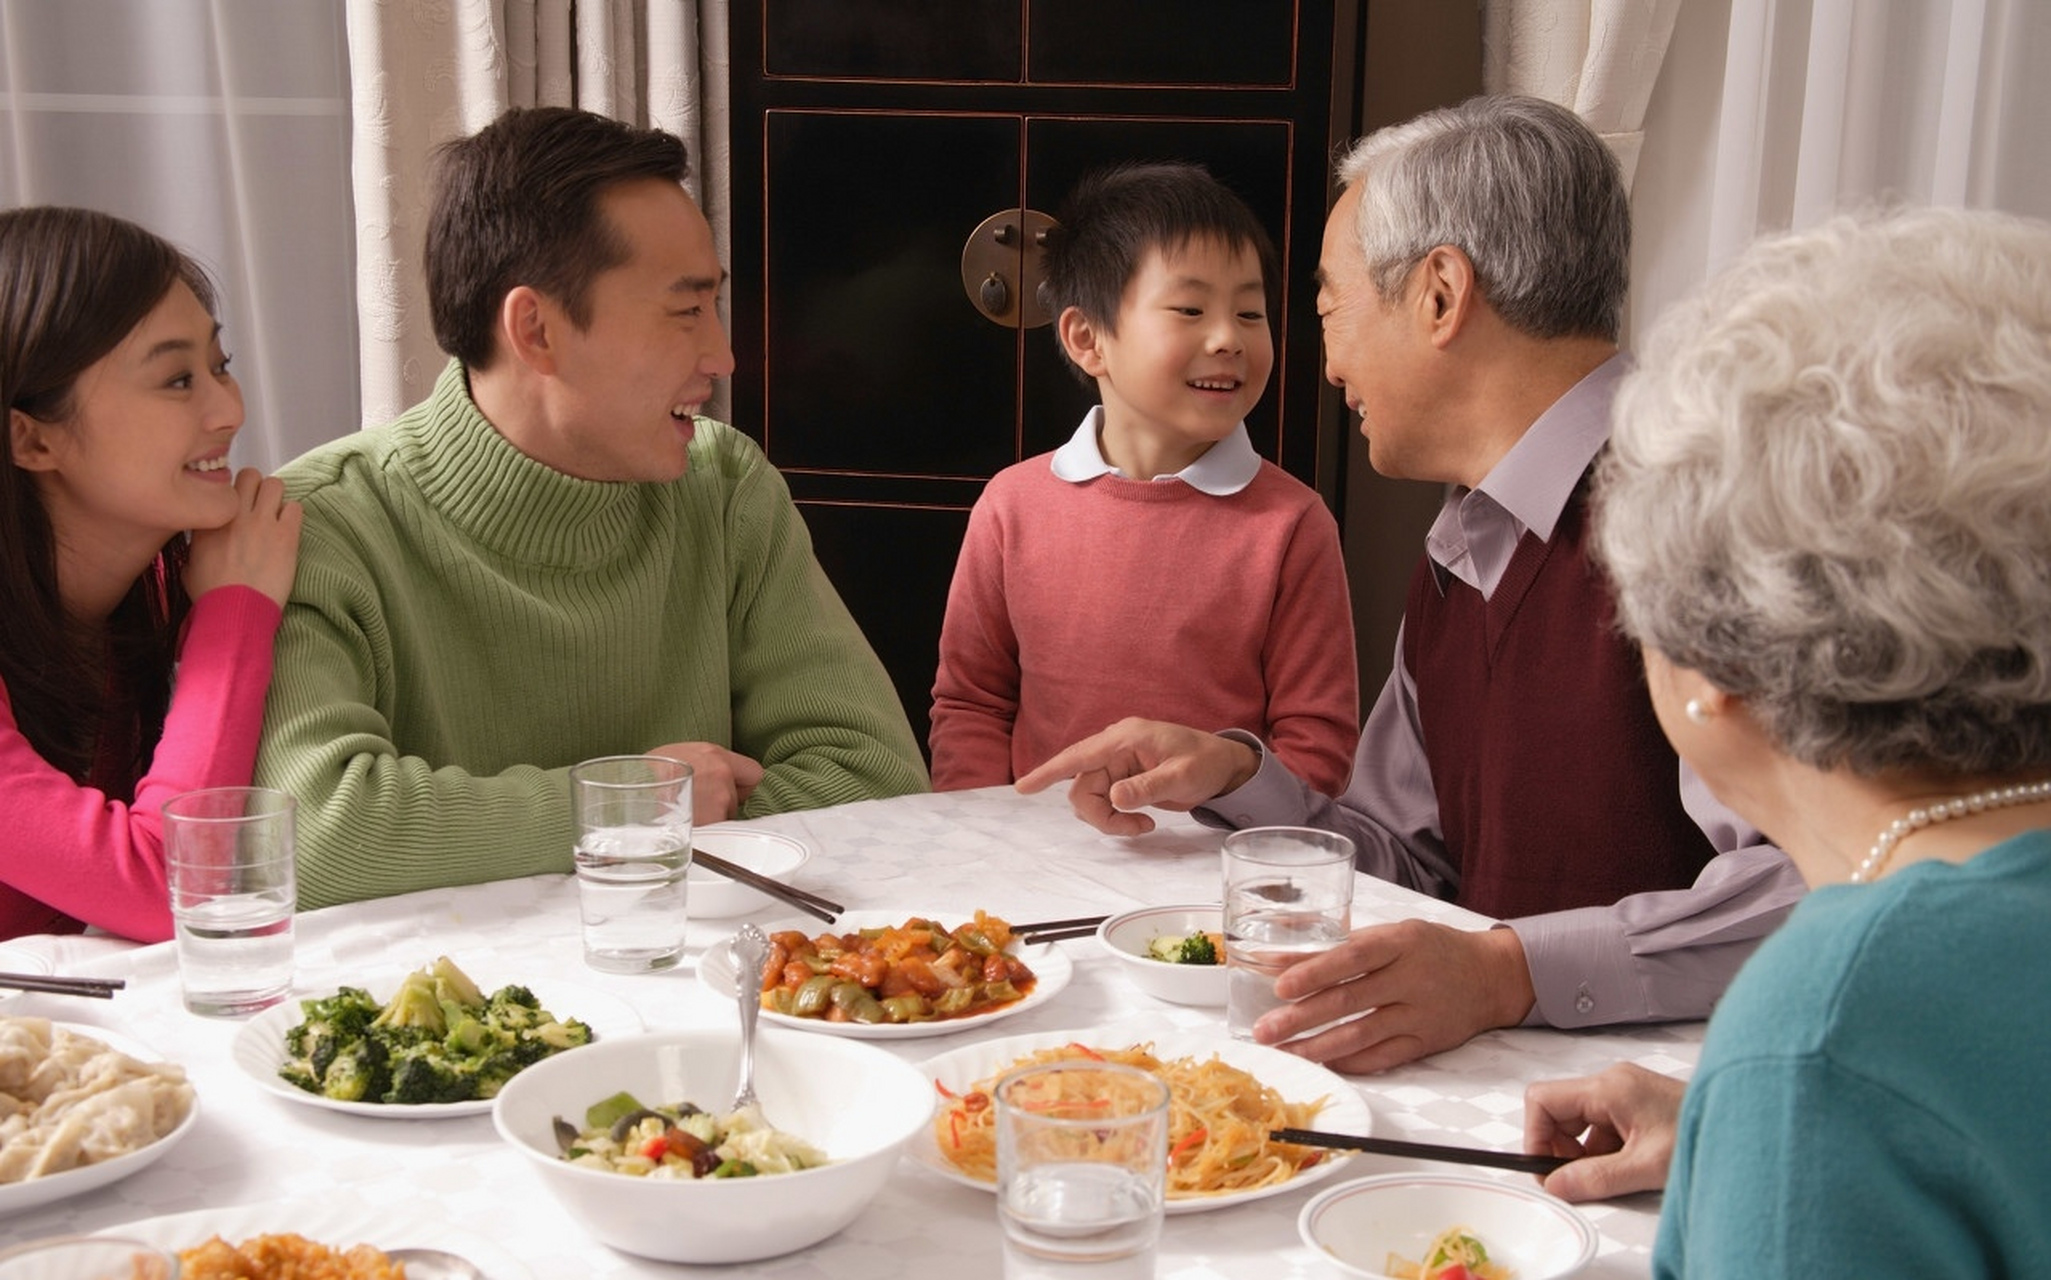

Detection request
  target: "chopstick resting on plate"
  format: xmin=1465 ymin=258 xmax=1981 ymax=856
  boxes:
xmin=1010 ymin=915 xmax=1111 ymax=944
xmin=0 ymin=971 xmax=125 ymax=999
xmin=692 ymin=848 xmax=843 ymax=924
xmin=1270 ymin=1128 xmax=1570 ymax=1176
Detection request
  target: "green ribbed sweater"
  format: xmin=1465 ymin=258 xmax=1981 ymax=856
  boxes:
xmin=256 ymin=362 xmax=927 ymax=909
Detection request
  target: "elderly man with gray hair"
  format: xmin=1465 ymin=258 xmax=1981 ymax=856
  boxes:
xmin=1020 ymin=95 xmax=1806 ymax=1072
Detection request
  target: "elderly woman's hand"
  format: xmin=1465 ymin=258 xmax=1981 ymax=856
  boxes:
xmin=1523 ymin=1062 xmax=1686 ymax=1202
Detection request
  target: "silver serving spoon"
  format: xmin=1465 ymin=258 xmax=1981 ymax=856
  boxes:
xmin=387 ymin=1247 xmax=488 ymax=1279
xmin=729 ymin=923 xmax=771 ymax=1119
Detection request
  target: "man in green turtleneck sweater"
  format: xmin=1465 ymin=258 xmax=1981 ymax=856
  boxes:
xmin=255 ymin=107 xmax=928 ymax=910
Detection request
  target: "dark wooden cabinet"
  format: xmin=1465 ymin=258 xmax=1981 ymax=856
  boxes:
xmin=729 ymin=2 xmax=1363 ymax=753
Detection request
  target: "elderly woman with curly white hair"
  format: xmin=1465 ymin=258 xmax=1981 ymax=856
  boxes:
xmin=1522 ymin=205 xmax=2051 ymax=1277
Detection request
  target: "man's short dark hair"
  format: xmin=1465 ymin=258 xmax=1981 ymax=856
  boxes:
xmin=1039 ymin=162 xmax=1281 ymax=382
xmin=426 ymin=106 xmax=691 ymax=368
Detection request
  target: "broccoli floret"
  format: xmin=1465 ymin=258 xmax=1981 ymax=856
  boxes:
xmin=1175 ymin=932 xmax=1220 ymax=965
xmin=372 ymin=973 xmax=448 ymax=1034
xmin=528 ymin=1017 xmax=593 ymax=1053
xmin=468 ymin=1050 xmax=528 ymax=1101
xmin=431 ymin=955 xmax=486 ymax=1009
xmin=443 ymin=1011 xmax=492 ymax=1056
xmin=385 ymin=1045 xmax=479 ymax=1105
xmin=277 ymin=1060 xmax=321 ymax=1095
xmin=483 ymin=985 xmax=543 ymax=1033
xmin=279 ymin=987 xmax=379 ymax=1090
xmin=320 ymin=1040 xmax=391 ymax=1103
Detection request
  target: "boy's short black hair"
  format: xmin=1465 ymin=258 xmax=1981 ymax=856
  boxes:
xmin=1039 ymin=161 xmax=1281 ymax=376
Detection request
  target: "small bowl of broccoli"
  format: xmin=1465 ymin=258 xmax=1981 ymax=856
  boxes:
xmin=1096 ymin=904 xmax=1228 ymax=1006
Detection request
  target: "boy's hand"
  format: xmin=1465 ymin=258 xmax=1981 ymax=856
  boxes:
xmin=1015 ymin=717 xmax=1259 ymax=835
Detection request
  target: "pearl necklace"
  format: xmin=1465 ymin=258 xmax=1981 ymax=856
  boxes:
xmin=1851 ymin=779 xmax=2051 ymax=883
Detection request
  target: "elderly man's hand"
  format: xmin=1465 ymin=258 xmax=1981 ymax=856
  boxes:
xmin=1013 ymin=718 xmax=1260 ymax=835
xmin=645 ymin=742 xmax=765 ymax=824
xmin=1524 ymin=1063 xmax=1686 ymax=1202
xmin=1251 ymin=920 xmax=1537 ymax=1073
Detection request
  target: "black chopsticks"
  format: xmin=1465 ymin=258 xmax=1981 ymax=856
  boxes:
xmin=1270 ymin=1128 xmax=1570 ymax=1176
xmin=693 ymin=848 xmax=843 ymax=924
xmin=0 ymin=971 xmax=125 ymax=1000
xmin=1011 ymin=914 xmax=1110 ymax=944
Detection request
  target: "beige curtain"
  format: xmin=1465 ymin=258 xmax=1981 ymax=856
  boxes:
xmin=1482 ymin=0 xmax=1685 ymax=190
xmin=345 ymin=0 xmax=731 ymax=427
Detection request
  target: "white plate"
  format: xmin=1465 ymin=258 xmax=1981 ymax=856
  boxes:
xmin=100 ymin=1197 xmax=536 ymax=1279
xmin=0 ymin=1022 xmax=199 ymax=1218
xmin=231 ymin=974 xmax=643 ymax=1118
xmin=913 ymin=1025 xmax=1372 ymax=1215
xmin=698 ymin=909 xmax=1074 ymax=1040
xmin=687 ymin=826 xmax=814 ymax=918
xmin=0 ymin=946 xmax=54 ymax=1012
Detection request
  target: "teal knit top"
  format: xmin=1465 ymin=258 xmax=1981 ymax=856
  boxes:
xmin=256 ymin=361 xmax=927 ymax=908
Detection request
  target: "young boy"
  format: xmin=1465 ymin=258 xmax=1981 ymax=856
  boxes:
xmin=929 ymin=161 xmax=1358 ymax=792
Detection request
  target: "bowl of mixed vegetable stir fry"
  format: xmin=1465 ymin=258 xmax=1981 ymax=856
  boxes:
xmin=1097 ymin=904 xmax=1228 ymax=1006
xmin=491 ymin=1027 xmax=933 ymax=1263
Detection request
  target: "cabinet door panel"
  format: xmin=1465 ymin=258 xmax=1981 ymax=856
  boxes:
xmin=1021 ymin=116 xmax=1292 ymax=460
xmin=763 ymin=111 xmax=1023 ymax=477
xmin=800 ymin=502 xmax=970 ymax=754
xmin=1028 ymin=0 xmax=1298 ymax=86
xmin=763 ymin=0 xmax=1020 ymax=81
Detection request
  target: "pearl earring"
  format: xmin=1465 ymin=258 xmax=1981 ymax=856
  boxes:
xmin=1684 ymin=698 xmax=1711 ymax=725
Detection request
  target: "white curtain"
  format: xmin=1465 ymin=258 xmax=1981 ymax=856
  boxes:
xmin=1632 ymin=0 xmax=2051 ymax=341
xmin=1483 ymin=0 xmax=1686 ymax=188
xmin=345 ymin=0 xmax=731 ymax=427
xmin=0 ymin=0 xmax=356 ymax=472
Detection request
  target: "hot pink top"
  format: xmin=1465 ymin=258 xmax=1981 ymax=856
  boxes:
xmin=0 ymin=585 xmax=281 ymax=941
xmin=930 ymin=453 xmax=1359 ymax=793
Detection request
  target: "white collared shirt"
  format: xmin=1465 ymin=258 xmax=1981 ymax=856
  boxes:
xmin=1047 ymin=406 xmax=1262 ymax=496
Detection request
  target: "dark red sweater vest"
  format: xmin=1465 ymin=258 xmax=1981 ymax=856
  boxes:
xmin=1402 ymin=483 xmax=1715 ymax=919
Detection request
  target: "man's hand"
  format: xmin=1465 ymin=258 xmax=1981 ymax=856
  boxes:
xmin=185 ymin=468 xmax=303 ymax=607
xmin=646 ymin=742 xmax=765 ymax=825
xmin=1013 ymin=718 xmax=1260 ymax=835
xmin=1524 ymin=1063 xmax=1686 ymax=1202
xmin=1251 ymin=920 xmax=1537 ymax=1073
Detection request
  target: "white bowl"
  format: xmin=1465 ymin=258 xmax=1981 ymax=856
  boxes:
xmin=687 ymin=827 xmax=813 ymax=918
xmin=1096 ymin=904 xmax=1227 ymax=1006
xmin=1298 ymin=1173 xmax=1599 ymax=1280
xmin=491 ymin=1028 xmax=932 ymax=1263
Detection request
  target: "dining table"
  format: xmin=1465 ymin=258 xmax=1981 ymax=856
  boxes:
xmin=1 ymin=784 xmax=1698 ymax=1277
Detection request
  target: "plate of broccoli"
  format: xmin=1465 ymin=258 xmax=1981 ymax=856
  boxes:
xmin=230 ymin=956 xmax=641 ymax=1117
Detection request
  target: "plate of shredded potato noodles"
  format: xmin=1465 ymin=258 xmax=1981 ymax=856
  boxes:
xmin=0 ymin=1017 xmax=199 ymax=1217
xmin=699 ymin=909 xmax=1074 ymax=1040
xmin=99 ymin=1199 xmax=534 ymax=1280
xmin=913 ymin=1026 xmax=1372 ymax=1214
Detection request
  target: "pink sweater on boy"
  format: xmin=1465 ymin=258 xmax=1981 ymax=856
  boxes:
xmin=0 ymin=585 xmax=281 ymax=941
xmin=931 ymin=447 xmax=1358 ymax=793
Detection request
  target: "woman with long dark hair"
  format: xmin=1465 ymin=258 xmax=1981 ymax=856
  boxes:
xmin=2 ymin=207 xmax=300 ymax=940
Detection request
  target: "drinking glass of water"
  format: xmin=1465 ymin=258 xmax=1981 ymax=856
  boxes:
xmin=163 ymin=786 xmax=296 ymax=1018
xmin=570 ymin=755 xmax=693 ymax=973
xmin=1222 ymin=825 xmax=1356 ymax=1040
xmin=996 ymin=1059 xmax=1169 ymax=1280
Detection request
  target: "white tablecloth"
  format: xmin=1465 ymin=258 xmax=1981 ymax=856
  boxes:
xmin=2 ymin=786 xmax=1693 ymax=1275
